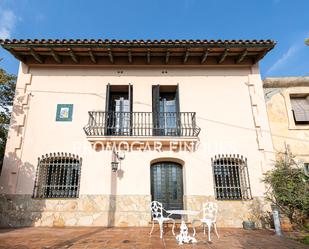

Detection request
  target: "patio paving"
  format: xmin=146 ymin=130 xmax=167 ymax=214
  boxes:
xmin=0 ymin=226 xmax=307 ymax=249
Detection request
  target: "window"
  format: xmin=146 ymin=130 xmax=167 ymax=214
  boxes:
xmin=212 ymin=154 xmax=252 ymax=200
xmin=152 ymin=85 xmax=180 ymax=136
xmin=33 ymin=153 xmax=82 ymax=198
xmin=290 ymin=95 xmax=309 ymax=124
xmin=105 ymin=84 xmax=133 ymax=135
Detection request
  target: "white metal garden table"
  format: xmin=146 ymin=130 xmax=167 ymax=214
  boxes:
xmin=166 ymin=210 xmax=200 ymax=244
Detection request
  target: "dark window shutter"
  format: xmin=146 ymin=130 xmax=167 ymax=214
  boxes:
xmin=152 ymin=85 xmax=160 ymax=113
xmin=105 ymin=83 xmax=111 ymax=112
xmin=152 ymin=85 xmax=160 ymax=135
xmin=175 ymin=84 xmax=181 ymax=135
xmin=175 ymin=84 xmax=180 ymax=112
xmin=105 ymin=83 xmax=111 ymax=135
xmin=129 ymin=84 xmax=133 ymax=111
xmin=129 ymin=84 xmax=133 ymax=135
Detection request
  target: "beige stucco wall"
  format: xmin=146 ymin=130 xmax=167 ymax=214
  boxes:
xmin=0 ymin=63 xmax=274 ymax=227
xmin=264 ymin=85 xmax=309 ymax=163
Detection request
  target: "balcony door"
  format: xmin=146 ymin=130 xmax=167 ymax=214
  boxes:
xmin=151 ymin=162 xmax=183 ymax=217
xmin=152 ymin=85 xmax=180 ymax=136
xmin=105 ymin=84 xmax=133 ymax=135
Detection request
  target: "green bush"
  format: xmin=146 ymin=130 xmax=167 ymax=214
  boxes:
xmin=0 ymin=68 xmax=16 ymax=171
xmin=263 ymin=152 xmax=309 ymax=229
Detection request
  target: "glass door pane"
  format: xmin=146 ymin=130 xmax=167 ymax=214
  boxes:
xmin=115 ymin=97 xmax=130 ymax=135
xmin=159 ymin=98 xmax=177 ymax=135
xmin=151 ymin=162 xmax=183 ymax=217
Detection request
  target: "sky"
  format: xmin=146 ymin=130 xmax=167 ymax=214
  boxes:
xmin=0 ymin=0 xmax=308 ymax=78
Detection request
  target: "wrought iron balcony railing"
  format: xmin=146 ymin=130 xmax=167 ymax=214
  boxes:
xmin=84 ymin=111 xmax=200 ymax=137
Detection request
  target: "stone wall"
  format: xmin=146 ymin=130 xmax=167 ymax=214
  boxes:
xmin=0 ymin=194 xmax=269 ymax=228
xmin=0 ymin=194 xmax=151 ymax=227
xmin=185 ymin=195 xmax=269 ymax=227
xmin=264 ymin=85 xmax=309 ymax=162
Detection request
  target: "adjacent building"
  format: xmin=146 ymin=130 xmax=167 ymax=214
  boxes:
xmin=264 ymin=77 xmax=309 ymax=172
xmin=0 ymin=39 xmax=275 ymax=227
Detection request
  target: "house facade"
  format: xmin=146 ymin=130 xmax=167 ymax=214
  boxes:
xmin=0 ymin=39 xmax=275 ymax=227
xmin=264 ymin=77 xmax=309 ymax=172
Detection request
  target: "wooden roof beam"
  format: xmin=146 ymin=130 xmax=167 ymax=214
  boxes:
xmin=218 ymin=49 xmax=229 ymax=64
xmin=165 ymin=50 xmax=170 ymax=64
xmin=236 ymin=49 xmax=247 ymax=64
xmin=128 ymin=49 xmax=132 ymax=63
xmin=147 ymin=49 xmax=151 ymax=64
xmin=183 ymin=49 xmax=190 ymax=64
xmin=88 ymin=49 xmax=96 ymax=63
xmin=50 ymin=49 xmax=61 ymax=63
xmin=68 ymin=48 xmax=79 ymax=63
xmin=107 ymin=48 xmax=114 ymax=63
xmin=8 ymin=48 xmax=26 ymax=63
xmin=30 ymin=48 xmax=43 ymax=63
xmin=201 ymin=49 xmax=209 ymax=64
xmin=253 ymin=49 xmax=268 ymax=64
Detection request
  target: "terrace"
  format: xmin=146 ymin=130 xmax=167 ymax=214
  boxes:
xmin=0 ymin=227 xmax=307 ymax=249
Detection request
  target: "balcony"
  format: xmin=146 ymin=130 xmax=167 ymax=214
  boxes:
xmin=83 ymin=111 xmax=200 ymax=145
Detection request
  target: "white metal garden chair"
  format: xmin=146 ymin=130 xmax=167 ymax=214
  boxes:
xmin=193 ymin=202 xmax=219 ymax=241
xmin=149 ymin=201 xmax=175 ymax=239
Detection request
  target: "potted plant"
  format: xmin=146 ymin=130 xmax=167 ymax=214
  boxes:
xmin=243 ymin=200 xmax=265 ymax=230
xmin=243 ymin=217 xmax=256 ymax=230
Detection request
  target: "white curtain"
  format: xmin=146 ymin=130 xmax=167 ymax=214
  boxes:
xmin=160 ymin=99 xmax=176 ymax=135
xmin=115 ymin=97 xmax=130 ymax=135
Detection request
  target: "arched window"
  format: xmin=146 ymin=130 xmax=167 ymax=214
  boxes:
xmin=212 ymin=154 xmax=252 ymax=200
xmin=33 ymin=153 xmax=82 ymax=198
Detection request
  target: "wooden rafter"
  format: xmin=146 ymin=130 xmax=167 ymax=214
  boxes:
xmin=201 ymin=49 xmax=209 ymax=64
xmin=50 ymin=49 xmax=61 ymax=63
xmin=165 ymin=50 xmax=170 ymax=64
xmin=147 ymin=49 xmax=151 ymax=64
xmin=128 ymin=49 xmax=132 ymax=63
xmin=1 ymin=40 xmax=275 ymax=66
xmin=183 ymin=49 xmax=190 ymax=63
xmin=253 ymin=49 xmax=268 ymax=64
xmin=218 ymin=49 xmax=229 ymax=64
xmin=30 ymin=48 xmax=43 ymax=63
xmin=236 ymin=49 xmax=248 ymax=64
xmin=107 ymin=48 xmax=114 ymax=63
xmin=68 ymin=48 xmax=79 ymax=63
xmin=1 ymin=39 xmax=275 ymax=67
xmin=88 ymin=49 xmax=96 ymax=63
xmin=8 ymin=48 xmax=26 ymax=63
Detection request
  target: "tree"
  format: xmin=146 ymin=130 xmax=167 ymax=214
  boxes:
xmin=306 ymin=38 xmax=309 ymax=46
xmin=0 ymin=67 xmax=16 ymax=170
xmin=263 ymin=149 xmax=309 ymax=229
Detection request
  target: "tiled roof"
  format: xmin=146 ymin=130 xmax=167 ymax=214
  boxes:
xmin=263 ymin=77 xmax=309 ymax=88
xmin=0 ymin=38 xmax=276 ymax=66
xmin=0 ymin=39 xmax=275 ymax=46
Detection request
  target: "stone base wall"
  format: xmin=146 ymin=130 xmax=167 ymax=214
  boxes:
xmin=0 ymin=194 xmax=269 ymax=228
xmin=184 ymin=195 xmax=269 ymax=228
xmin=0 ymin=194 xmax=151 ymax=227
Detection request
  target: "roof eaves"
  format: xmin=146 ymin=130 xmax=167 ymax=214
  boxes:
xmin=0 ymin=39 xmax=276 ymax=48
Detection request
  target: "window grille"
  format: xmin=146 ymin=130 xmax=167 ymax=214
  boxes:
xmin=32 ymin=153 xmax=82 ymax=198
xmin=212 ymin=154 xmax=252 ymax=200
